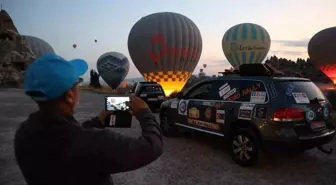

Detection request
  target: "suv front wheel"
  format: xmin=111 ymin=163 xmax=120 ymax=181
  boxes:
xmin=230 ymin=127 xmax=260 ymax=167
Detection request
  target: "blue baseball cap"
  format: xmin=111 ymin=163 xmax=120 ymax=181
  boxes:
xmin=24 ymin=53 xmax=88 ymax=101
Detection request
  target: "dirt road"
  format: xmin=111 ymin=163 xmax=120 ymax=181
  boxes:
xmin=1 ymin=89 xmax=336 ymax=185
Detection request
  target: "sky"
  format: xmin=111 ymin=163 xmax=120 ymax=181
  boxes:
xmin=2 ymin=0 xmax=336 ymax=80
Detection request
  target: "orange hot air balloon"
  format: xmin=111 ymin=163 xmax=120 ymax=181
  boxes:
xmin=128 ymin=12 xmax=202 ymax=96
xmin=308 ymin=27 xmax=336 ymax=83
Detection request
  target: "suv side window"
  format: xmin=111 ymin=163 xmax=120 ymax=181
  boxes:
xmin=185 ymin=82 xmax=212 ymax=100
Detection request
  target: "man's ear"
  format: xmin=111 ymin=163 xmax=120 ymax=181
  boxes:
xmin=64 ymin=88 xmax=75 ymax=103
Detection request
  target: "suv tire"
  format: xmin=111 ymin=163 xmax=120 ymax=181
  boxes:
xmin=230 ymin=127 xmax=260 ymax=167
xmin=160 ymin=112 xmax=178 ymax=137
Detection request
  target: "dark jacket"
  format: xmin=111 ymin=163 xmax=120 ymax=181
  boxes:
xmin=14 ymin=108 xmax=163 ymax=185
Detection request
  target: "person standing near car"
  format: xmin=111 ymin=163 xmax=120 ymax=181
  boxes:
xmin=14 ymin=54 xmax=163 ymax=185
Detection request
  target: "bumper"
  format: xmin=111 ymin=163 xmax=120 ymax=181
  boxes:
xmin=263 ymin=129 xmax=336 ymax=151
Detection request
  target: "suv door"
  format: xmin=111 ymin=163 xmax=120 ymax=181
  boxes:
xmin=176 ymin=81 xmax=221 ymax=135
xmin=211 ymin=79 xmax=269 ymax=135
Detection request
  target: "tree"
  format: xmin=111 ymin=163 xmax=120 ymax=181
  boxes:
xmin=89 ymin=69 xmax=102 ymax=88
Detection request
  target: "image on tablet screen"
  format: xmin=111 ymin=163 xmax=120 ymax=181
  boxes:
xmin=106 ymin=97 xmax=129 ymax=111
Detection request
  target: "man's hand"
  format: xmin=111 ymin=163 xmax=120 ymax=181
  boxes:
xmin=126 ymin=95 xmax=149 ymax=115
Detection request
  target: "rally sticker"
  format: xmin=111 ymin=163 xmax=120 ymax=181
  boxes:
xmin=178 ymin=100 xmax=189 ymax=115
xmin=292 ymin=92 xmax=310 ymax=104
xmin=254 ymin=106 xmax=267 ymax=119
xmin=170 ymin=100 xmax=178 ymax=109
xmin=238 ymin=103 xmax=255 ymax=120
xmin=286 ymin=84 xmax=295 ymax=96
xmin=306 ymin=110 xmax=315 ymax=121
xmin=216 ymin=110 xmax=225 ymax=124
xmin=223 ymin=88 xmax=236 ymax=100
xmin=250 ymin=91 xmax=266 ymax=103
xmin=219 ymin=83 xmax=231 ymax=97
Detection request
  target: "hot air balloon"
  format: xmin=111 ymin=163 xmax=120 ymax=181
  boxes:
xmin=200 ymin=68 xmax=203 ymax=73
xmin=23 ymin=35 xmax=55 ymax=58
xmin=96 ymin=52 xmax=130 ymax=89
xmin=203 ymin=64 xmax=207 ymax=68
xmin=94 ymin=39 xmax=97 ymax=43
xmin=308 ymin=27 xmax=336 ymax=84
xmin=222 ymin=23 xmax=271 ymax=69
xmin=73 ymin=44 xmax=77 ymax=49
xmin=128 ymin=12 xmax=202 ymax=96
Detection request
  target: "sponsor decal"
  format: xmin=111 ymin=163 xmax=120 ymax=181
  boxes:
xmin=292 ymin=92 xmax=309 ymax=104
xmin=188 ymin=118 xmax=220 ymax=130
xmin=306 ymin=110 xmax=315 ymax=121
xmin=215 ymin=103 xmax=223 ymax=109
xmin=286 ymin=84 xmax=295 ymax=96
xmin=205 ymin=107 xmax=212 ymax=120
xmin=227 ymin=92 xmax=240 ymax=101
xmin=223 ymin=88 xmax=236 ymax=100
xmin=202 ymin=101 xmax=214 ymax=107
xmin=188 ymin=107 xmax=200 ymax=119
xmin=250 ymin=91 xmax=266 ymax=103
xmin=238 ymin=103 xmax=255 ymax=120
xmin=178 ymin=100 xmax=189 ymax=115
xmin=219 ymin=83 xmax=231 ymax=97
xmin=254 ymin=106 xmax=267 ymax=119
xmin=216 ymin=110 xmax=225 ymax=124
xmin=242 ymin=83 xmax=261 ymax=96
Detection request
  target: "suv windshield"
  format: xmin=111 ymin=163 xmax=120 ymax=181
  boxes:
xmin=275 ymin=80 xmax=325 ymax=103
xmin=140 ymin=85 xmax=164 ymax=94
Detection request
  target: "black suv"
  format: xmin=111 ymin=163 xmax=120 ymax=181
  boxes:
xmin=159 ymin=64 xmax=335 ymax=166
xmin=130 ymin=82 xmax=166 ymax=112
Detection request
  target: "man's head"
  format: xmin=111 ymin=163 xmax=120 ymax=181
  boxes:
xmin=24 ymin=54 xmax=88 ymax=114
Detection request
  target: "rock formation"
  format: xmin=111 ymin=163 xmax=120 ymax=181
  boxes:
xmin=0 ymin=9 xmax=36 ymax=87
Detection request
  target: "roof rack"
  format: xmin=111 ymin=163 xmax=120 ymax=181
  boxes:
xmin=218 ymin=63 xmax=285 ymax=77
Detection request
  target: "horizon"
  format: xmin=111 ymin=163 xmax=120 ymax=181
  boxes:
xmin=2 ymin=0 xmax=336 ymax=81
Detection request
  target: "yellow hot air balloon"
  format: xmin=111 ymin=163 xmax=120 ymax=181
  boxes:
xmin=222 ymin=23 xmax=271 ymax=69
xmin=128 ymin=12 xmax=203 ymax=96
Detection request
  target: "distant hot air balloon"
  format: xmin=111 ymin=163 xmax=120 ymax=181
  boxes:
xmin=222 ymin=23 xmax=271 ymax=69
xmin=203 ymin=64 xmax=207 ymax=68
xmin=23 ymin=35 xmax=55 ymax=58
xmin=94 ymin=39 xmax=97 ymax=43
xmin=73 ymin=44 xmax=77 ymax=49
xmin=128 ymin=12 xmax=202 ymax=95
xmin=96 ymin=52 xmax=130 ymax=89
xmin=308 ymin=27 xmax=336 ymax=84
xmin=200 ymin=68 xmax=203 ymax=73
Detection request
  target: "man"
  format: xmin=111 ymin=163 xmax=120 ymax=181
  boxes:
xmin=14 ymin=54 xmax=163 ymax=185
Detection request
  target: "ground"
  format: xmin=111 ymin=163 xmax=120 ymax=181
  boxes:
xmin=1 ymin=89 xmax=336 ymax=185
